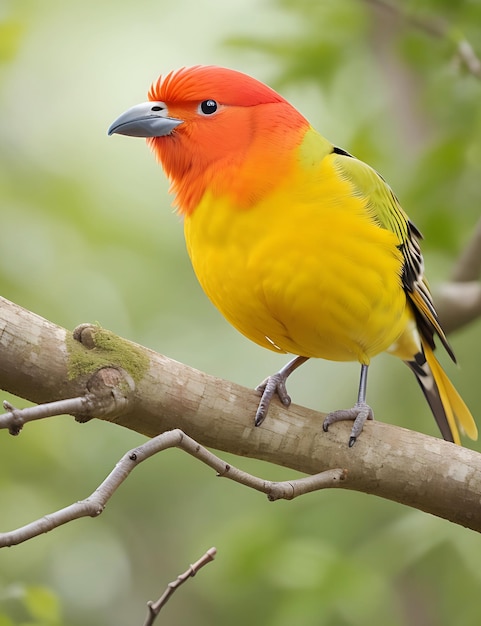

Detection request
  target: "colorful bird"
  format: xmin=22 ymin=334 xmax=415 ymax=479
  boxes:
xmin=108 ymin=65 xmax=477 ymax=446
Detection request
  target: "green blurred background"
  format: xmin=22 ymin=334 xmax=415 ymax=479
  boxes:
xmin=1 ymin=0 xmax=481 ymax=624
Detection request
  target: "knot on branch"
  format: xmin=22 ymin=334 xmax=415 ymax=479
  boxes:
xmin=72 ymin=323 xmax=98 ymax=347
xmin=69 ymin=322 xmax=148 ymax=423
xmin=79 ymin=366 xmax=136 ymax=422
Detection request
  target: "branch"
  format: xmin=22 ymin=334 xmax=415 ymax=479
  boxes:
xmin=0 ymin=428 xmax=345 ymax=547
xmin=436 ymin=218 xmax=481 ymax=333
xmin=1 ymin=296 xmax=481 ymax=533
xmin=143 ymin=547 xmax=217 ymax=626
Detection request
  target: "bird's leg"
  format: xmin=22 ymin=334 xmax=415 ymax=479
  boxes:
xmin=322 ymin=364 xmax=373 ymax=447
xmin=255 ymin=356 xmax=309 ymax=426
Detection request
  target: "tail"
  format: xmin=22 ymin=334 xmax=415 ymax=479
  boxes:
xmin=405 ymin=339 xmax=478 ymax=444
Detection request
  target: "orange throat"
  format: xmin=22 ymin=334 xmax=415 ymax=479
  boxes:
xmin=148 ymin=104 xmax=309 ymax=215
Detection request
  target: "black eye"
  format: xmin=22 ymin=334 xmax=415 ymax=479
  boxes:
xmin=199 ymin=99 xmax=218 ymax=115
xmin=151 ymin=105 xmax=163 ymax=112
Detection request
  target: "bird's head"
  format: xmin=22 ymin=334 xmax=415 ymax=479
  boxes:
xmin=108 ymin=66 xmax=308 ymax=214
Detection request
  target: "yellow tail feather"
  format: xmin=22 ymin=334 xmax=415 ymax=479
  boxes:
xmin=423 ymin=341 xmax=478 ymax=444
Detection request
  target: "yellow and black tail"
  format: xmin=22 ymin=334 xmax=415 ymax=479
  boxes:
xmin=405 ymin=339 xmax=478 ymax=444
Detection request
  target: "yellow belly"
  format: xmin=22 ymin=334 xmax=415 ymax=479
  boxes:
xmin=183 ymin=161 xmax=407 ymax=365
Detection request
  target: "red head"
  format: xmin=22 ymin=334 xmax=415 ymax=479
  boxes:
xmin=109 ymin=66 xmax=309 ymax=213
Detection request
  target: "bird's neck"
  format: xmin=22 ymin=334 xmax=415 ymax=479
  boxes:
xmin=153 ymin=105 xmax=310 ymax=215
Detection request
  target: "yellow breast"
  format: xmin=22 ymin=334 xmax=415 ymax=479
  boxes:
xmin=183 ymin=140 xmax=407 ymax=365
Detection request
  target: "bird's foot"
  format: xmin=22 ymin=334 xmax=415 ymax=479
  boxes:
xmin=254 ymin=372 xmax=292 ymax=426
xmin=322 ymin=401 xmax=374 ymax=447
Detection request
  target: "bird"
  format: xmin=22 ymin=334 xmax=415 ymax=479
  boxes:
xmin=108 ymin=65 xmax=477 ymax=446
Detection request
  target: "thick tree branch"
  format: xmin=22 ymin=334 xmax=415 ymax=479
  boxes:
xmin=449 ymin=218 xmax=481 ymax=283
xmin=1 ymin=295 xmax=481 ymax=533
xmin=436 ymin=218 xmax=481 ymax=333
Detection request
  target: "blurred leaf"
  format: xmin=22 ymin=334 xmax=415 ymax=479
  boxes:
xmin=0 ymin=21 xmax=24 ymax=64
xmin=24 ymin=587 xmax=61 ymax=625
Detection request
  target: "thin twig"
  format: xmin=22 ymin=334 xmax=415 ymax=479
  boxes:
xmin=0 ymin=366 xmax=136 ymax=434
xmin=364 ymin=0 xmax=481 ymax=80
xmin=455 ymin=39 xmax=481 ymax=80
xmin=1 ymin=397 xmax=95 ymax=435
xmin=0 ymin=428 xmax=345 ymax=548
xmin=365 ymin=0 xmax=445 ymax=38
xmin=143 ymin=547 xmax=217 ymax=626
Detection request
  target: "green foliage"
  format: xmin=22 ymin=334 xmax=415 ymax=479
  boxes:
xmin=0 ymin=585 xmax=61 ymax=626
xmin=1 ymin=1 xmax=481 ymax=625
xmin=228 ymin=0 xmax=370 ymax=88
xmin=24 ymin=586 xmax=61 ymax=625
xmin=0 ymin=21 xmax=23 ymax=65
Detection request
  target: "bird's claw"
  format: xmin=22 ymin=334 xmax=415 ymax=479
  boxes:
xmin=322 ymin=401 xmax=374 ymax=446
xmin=255 ymin=373 xmax=292 ymax=426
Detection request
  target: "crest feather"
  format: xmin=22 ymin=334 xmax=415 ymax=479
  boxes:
xmin=148 ymin=66 xmax=287 ymax=107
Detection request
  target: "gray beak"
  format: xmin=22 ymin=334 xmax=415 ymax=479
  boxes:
xmin=108 ymin=101 xmax=183 ymax=137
